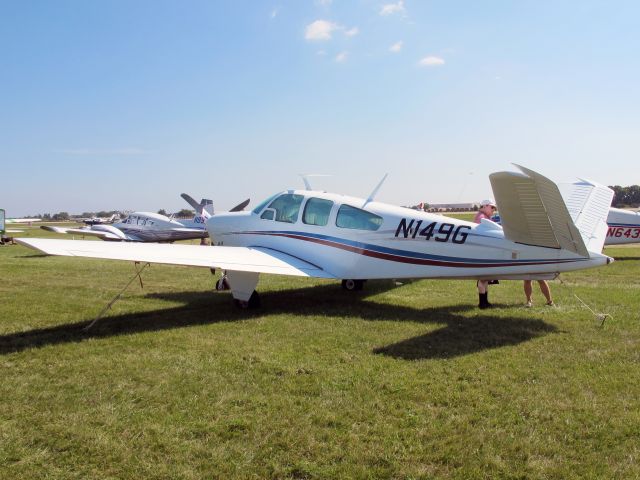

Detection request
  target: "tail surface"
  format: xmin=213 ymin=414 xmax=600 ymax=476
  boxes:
xmin=558 ymin=179 xmax=614 ymax=253
xmin=181 ymin=193 xmax=214 ymax=219
xmin=489 ymin=165 xmax=613 ymax=257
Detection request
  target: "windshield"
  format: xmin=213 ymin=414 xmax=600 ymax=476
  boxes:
xmin=252 ymin=193 xmax=280 ymax=215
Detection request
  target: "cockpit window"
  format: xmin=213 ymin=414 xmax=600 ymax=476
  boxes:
xmin=264 ymin=193 xmax=304 ymax=223
xmin=336 ymin=205 xmax=383 ymax=231
xmin=303 ymin=198 xmax=333 ymax=226
xmin=252 ymin=193 xmax=279 ymax=215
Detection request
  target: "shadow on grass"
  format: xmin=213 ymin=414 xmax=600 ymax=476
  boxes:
xmin=609 ymin=256 xmax=640 ymax=262
xmin=0 ymin=283 xmax=557 ymax=359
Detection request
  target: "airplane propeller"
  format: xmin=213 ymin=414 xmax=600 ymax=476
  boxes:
xmin=181 ymin=193 xmax=250 ymax=215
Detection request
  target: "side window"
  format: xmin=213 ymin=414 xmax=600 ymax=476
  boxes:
xmin=336 ymin=205 xmax=383 ymax=231
xmin=303 ymin=198 xmax=333 ymax=226
xmin=266 ymin=193 xmax=304 ymax=223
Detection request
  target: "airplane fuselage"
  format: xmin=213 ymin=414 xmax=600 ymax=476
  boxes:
xmin=106 ymin=212 xmax=208 ymax=242
xmin=208 ymin=190 xmax=610 ymax=281
xmin=605 ymin=207 xmax=640 ymax=245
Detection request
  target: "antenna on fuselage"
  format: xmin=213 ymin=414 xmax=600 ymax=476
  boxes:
xmin=364 ymin=173 xmax=388 ymax=206
xmin=299 ymin=174 xmax=331 ymax=191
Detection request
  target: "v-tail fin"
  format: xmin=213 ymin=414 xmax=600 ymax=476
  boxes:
xmin=489 ymin=165 xmax=612 ymax=257
xmin=558 ymin=179 xmax=614 ymax=253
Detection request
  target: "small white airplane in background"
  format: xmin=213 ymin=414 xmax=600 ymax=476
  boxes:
xmin=41 ymin=194 xmax=250 ymax=242
xmin=83 ymin=214 xmax=120 ymax=226
xmin=1 ymin=209 xmax=38 ymax=234
xmin=19 ymin=166 xmax=614 ymax=308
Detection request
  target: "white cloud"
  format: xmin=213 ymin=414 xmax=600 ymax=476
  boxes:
xmin=345 ymin=27 xmax=359 ymax=37
xmin=389 ymin=41 xmax=403 ymax=53
xmin=316 ymin=0 xmax=332 ymax=5
xmin=335 ymin=51 xmax=348 ymax=63
xmin=380 ymin=1 xmax=405 ymax=16
xmin=270 ymin=7 xmax=279 ymax=19
xmin=305 ymin=20 xmax=339 ymax=41
xmin=418 ymin=55 xmax=445 ymax=67
xmin=305 ymin=20 xmax=359 ymax=41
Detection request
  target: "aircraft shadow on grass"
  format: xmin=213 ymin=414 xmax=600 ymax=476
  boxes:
xmin=607 ymin=256 xmax=640 ymax=262
xmin=0 ymin=282 xmax=557 ymax=360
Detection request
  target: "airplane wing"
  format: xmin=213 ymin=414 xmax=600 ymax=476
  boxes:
xmin=16 ymin=238 xmax=336 ymax=278
xmin=490 ymin=165 xmax=589 ymax=256
xmin=40 ymin=225 xmax=123 ymax=241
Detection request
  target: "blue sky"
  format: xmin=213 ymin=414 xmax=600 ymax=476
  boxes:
xmin=1 ymin=0 xmax=639 ymax=216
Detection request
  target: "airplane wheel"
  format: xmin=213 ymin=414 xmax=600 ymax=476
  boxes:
xmin=248 ymin=291 xmax=261 ymax=308
xmin=233 ymin=291 xmax=261 ymax=309
xmin=342 ymin=279 xmax=364 ymax=291
xmin=216 ymin=277 xmax=230 ymax=291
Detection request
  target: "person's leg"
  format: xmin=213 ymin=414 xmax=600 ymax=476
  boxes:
xmin=538 ymin=280 xmax=553 ymax=305
xmin=524 ymin=280 xmax=533 ymax=306
xmin=478 ymin=280 xmax=491 ymax=308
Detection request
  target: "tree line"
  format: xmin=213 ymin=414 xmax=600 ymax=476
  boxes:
xmin=610 ymin=185 xmax=640 ymax=208
xmin=28 ymin=209 xmax=195 ymax=221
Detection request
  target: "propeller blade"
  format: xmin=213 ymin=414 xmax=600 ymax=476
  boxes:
xmin=229 ymin=199 xmax=250 ymax=212
xmin=180 ymin=193 xmax=200 ymax=210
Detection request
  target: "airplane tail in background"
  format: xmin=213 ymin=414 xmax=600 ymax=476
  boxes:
xmin=489 ymin=165 xmax=613 ymax=257
xmin=181 ymin=193 xmax=214 ymax=219
xmin=558 ymin=179 xmax=614 ymax=253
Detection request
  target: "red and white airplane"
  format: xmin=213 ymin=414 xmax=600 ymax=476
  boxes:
xmin=604 ymin=208 xmax=640 ymax=245
xmin=18 ymin=165 xmax=614 ymax=307
xmin=559 ymin=182 xmax=640 ymax=246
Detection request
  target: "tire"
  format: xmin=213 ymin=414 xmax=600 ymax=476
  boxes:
xmin=341 ymin=279 xmax=364 ymax=291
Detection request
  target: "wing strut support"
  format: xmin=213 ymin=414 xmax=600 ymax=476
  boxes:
xmin=83 ymin=262 xmax=150 ymax=331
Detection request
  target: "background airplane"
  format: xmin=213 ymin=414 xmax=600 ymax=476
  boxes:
xmin=605 ymin=208 xmax=640 ymax=245
xmin=1 ymin=209 xmax=33 ymax=234
xmin=559 ymin=182 xmax=640 ymax=246
xmin=41 ymin=194 xmax=250 ymax=242
xmin=19 ymin=166 xmax=613 ymax=308
xmin=83 ymin=214 xmax=120 ymax=225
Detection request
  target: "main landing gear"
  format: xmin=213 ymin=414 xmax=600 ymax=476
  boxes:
xmin=341 ymin=279 xmax=365 ymax=291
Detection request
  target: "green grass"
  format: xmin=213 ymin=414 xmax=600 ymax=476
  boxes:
xmin=1 ymin=236 xmax=639 ymax=479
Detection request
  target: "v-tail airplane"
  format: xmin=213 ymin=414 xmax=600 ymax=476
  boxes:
xmin=19 ymin=165 xmax=614 ymax=308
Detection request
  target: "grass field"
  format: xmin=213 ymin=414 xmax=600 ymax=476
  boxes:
xmin=1 ymin=226 xmax=639 ymax=479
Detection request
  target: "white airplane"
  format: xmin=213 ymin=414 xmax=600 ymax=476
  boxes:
xmin=558 ymin=182 xmax=640 ymax=246
xmin=83 ymin=214 xmax=119 ymax=226
xmin=1 ymin=209 xmax=34 ymax=234
xmin=41 ymin=195 xmax=250 ymax=242
xmin=604 ymin=208 xmax=640 ymax=245
xmin=18 ymin=165 xmax=614 ymax=308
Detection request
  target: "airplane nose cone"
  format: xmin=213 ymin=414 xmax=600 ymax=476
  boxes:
xmin=206 ymin=211 xmax=251 ymax=245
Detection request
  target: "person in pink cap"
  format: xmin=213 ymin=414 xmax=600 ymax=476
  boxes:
xmin=474 ymin=199 xmax=497 ymax=309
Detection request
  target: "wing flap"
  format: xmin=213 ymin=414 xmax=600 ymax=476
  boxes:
xmin=17 ymin=238 xmax=335 ymax=278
